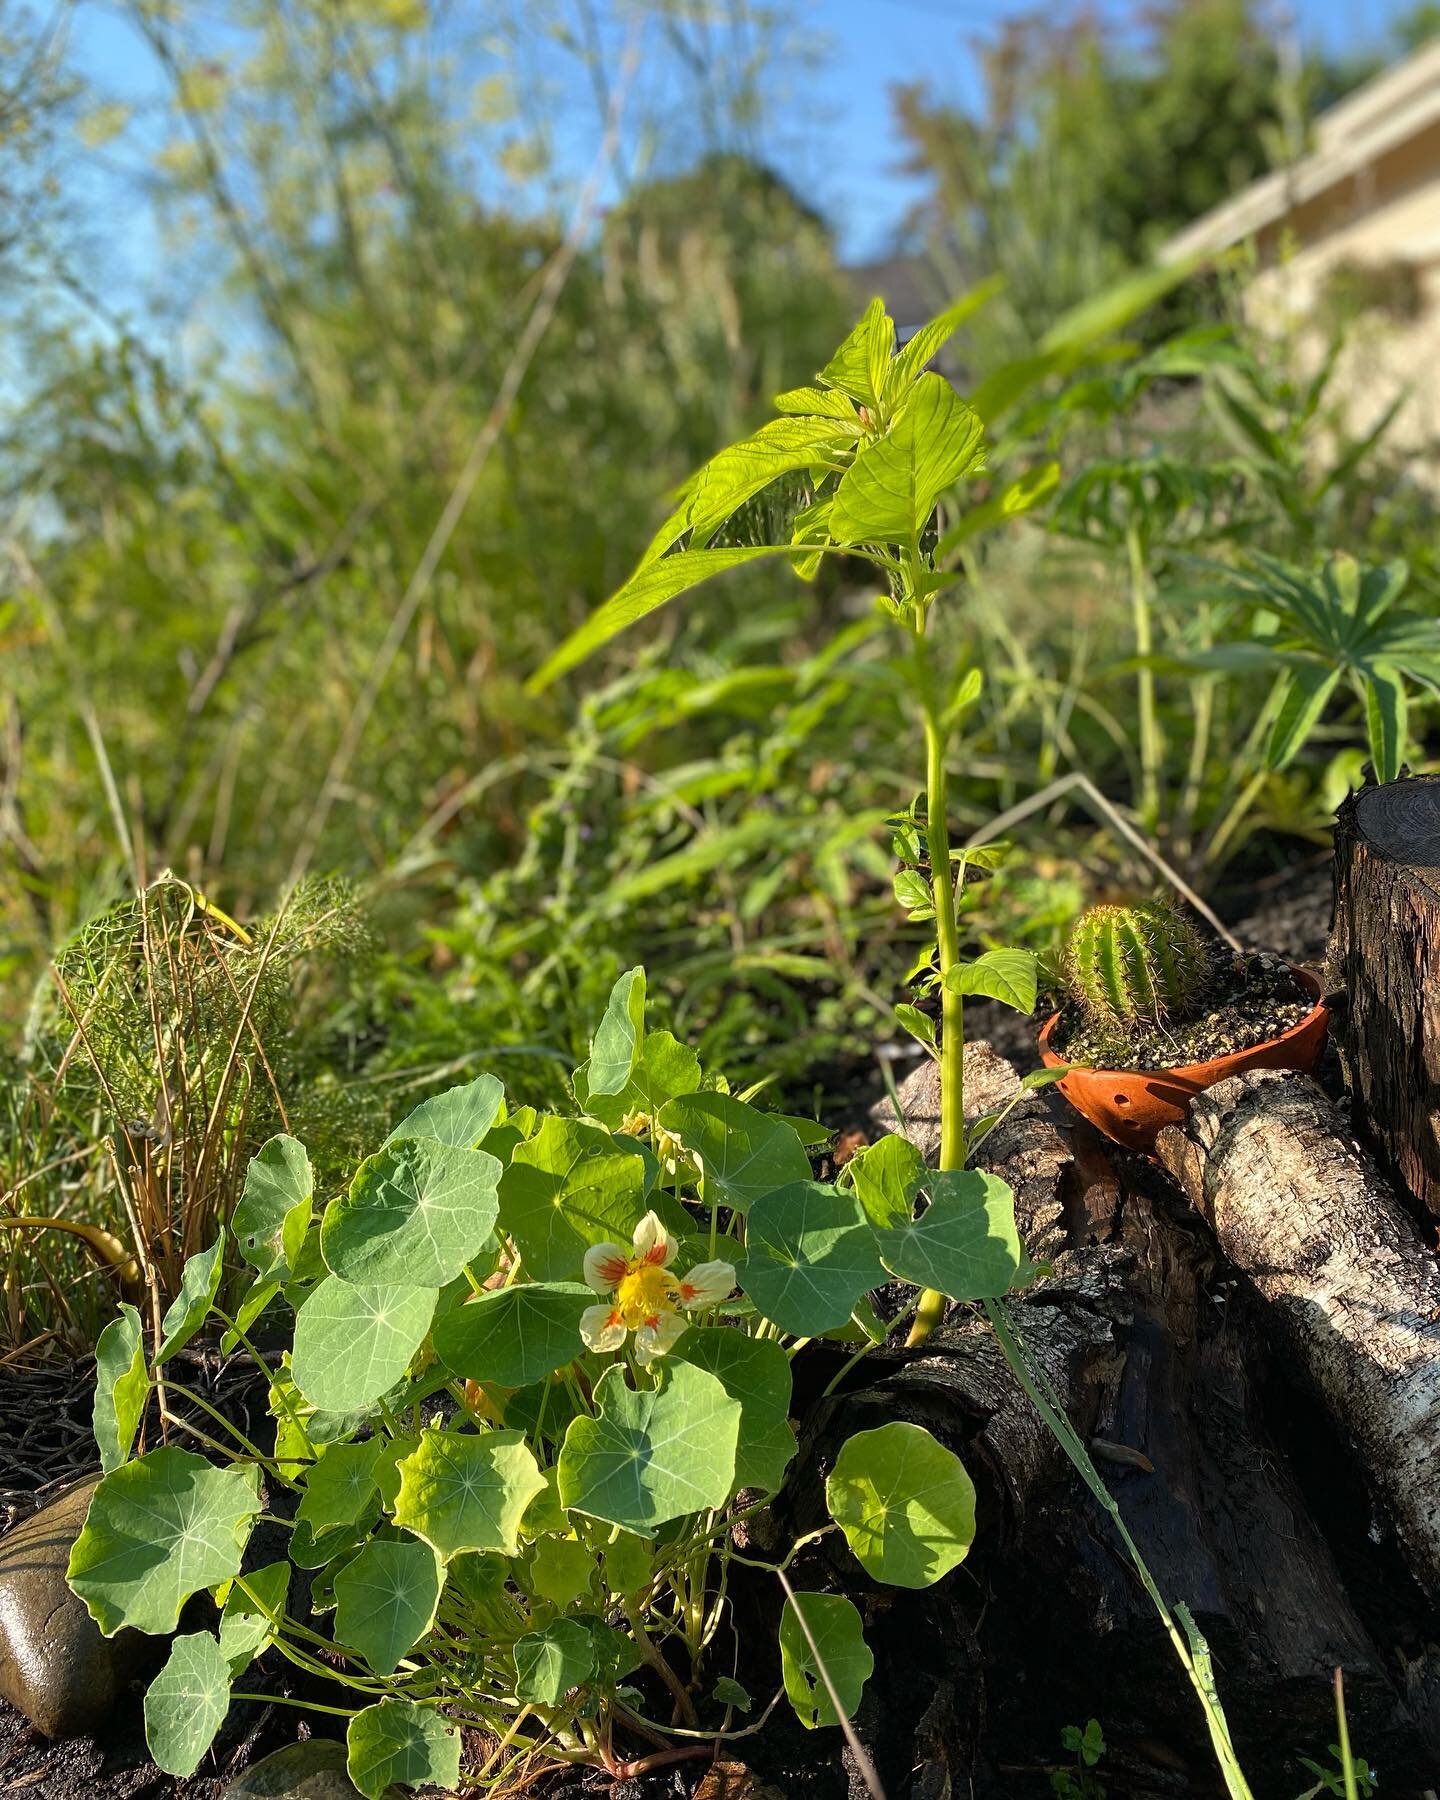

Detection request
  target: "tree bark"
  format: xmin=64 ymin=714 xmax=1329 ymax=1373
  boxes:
xmin=1333 ymin=773 xmax=1440 ymax=1220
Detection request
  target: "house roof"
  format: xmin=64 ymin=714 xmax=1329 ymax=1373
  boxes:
xmin=1163 ymin=37 xmax=1440 ymax=261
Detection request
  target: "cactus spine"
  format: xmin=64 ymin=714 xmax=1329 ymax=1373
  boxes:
xmin=1066 ymin=899 xmax=1212 ymax=1027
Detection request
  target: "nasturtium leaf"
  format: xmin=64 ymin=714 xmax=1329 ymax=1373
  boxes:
xmin=831 ymin=373 xmax=985 ymax=543
xmin=233 ymin=1135 xmax=313 ymax=1278
xmin=498 ymin=1118 xmax=647 ymax=1280
xmin=347 ymin=1699 xmax=461 ymax=1800
xmin=294 ymin=1440 xmax=388 ymax=1535
xmin=656 ymin=1093 xmax=811 ymax=1214
xmin=779 ymin=1591 xmax=874 ymax=1729
xmin=557 ymin=1362 xmax=740 ymax=1532
xmin=587 ymin=967 xmax=646 ymax=1096
xmin=741 ymin=1182 xmax=884 ymax=1335
xmin=220 ymin=1276 xmax=282 ymax=1354
xmin=217 ymin=1560 xmax=289 ymax=1671
xmin=290 ymin=1278 xmax=436 ymax=1413
xmin=322 ymin=1137 xmax=500 ymax=1288
xmin=433 ymin=1281 xmax=590 ymax=1388
xmin=875 ymin=1170 xmax=1022 ymax=1301
xmin=576 ymin=1028 xmax=702 ymax=1130
xmin=93 ymin=1302 xmax=148 ymax=1474
xmin=674 ymin=1327 xmax=795 ymax=1494
xmin=393 ymin=1426 xmax=546 ymax=1559
xmin=333 ymin=1538 xmax=443 ymax=1676
xmin=513 ymin=1616 xmax=595 ymax=1703
xmin=385 ymin=1073 xmax=506 ymax=1149
xmin=713 ymin=1676 xmax=752 ymax=1712
xmin=143 ymin=1631 xmax=230 ymax=1776
xmin=845 ymin=1135 xmax=925 ymax=1230
xmin=602 ymin=1529 xmax=654 ymax=1600
xmin=155 ymin=1236 xmax=224 ymax=1364
xmin=522 ymin=1535 xmax=596 ymax=1608
xmin=826 ymin=1422 xmax=977 ymax=1588
xmin=68 ymin=1448 xmax=261 ymax=1636
xmin=447 ymin=1552 xmax=516 ymax=1634
xmin=942 ymin=947 xmax=1037 ymax=1013
xmin=578 ymin=1613 xmax=643 ymax=1685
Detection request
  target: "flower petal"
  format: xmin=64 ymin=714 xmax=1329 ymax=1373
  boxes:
xmin=631 ymin=1210 xmax=678 ymax=1267
xmin=633 ymin=1310 xmax=688 ymax=1364
xmin=583 ymin=1244 xmax=631 ymax=1294
xmin=580 ymin=1303 xmax=627 ymax=1354
xmin=677 ymin=1260 xmax=737 ymax=1309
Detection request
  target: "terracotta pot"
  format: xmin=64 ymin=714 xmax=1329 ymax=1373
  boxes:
xmin=1037 ymin=967 xmax=1329 ymax=1151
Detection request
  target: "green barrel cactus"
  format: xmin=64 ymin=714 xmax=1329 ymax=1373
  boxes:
xmin=1065 ymin=898 xmax=1213 ymax=1027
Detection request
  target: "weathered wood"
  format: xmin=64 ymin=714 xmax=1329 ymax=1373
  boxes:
xmin=1155 ymin=1066 xmax=1440 ymax=1604
xmin=1333 ymin=774 xmax=1440 ymax=1219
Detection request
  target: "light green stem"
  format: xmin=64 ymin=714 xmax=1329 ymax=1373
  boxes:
xmin=1126 ymin=520 xmax=1162 ymax=831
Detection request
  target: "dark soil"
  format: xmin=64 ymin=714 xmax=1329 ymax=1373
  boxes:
xmin=1051 ymin=946 xmax=1313 ymax=1071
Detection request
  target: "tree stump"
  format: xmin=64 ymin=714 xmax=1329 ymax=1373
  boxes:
xmin=1333 ymin=774 xmax=1440 ymax=1220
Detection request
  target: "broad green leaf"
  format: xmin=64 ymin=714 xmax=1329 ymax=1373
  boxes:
xmin=587 ymin=967 xmax=646 ymax=1096
xmin=845 ymin=1135 xmax=925 ymax=1230
xmin=820 ymin=297 xmax=890 ymax=407
xmin=232 ymin=1136 xmax=312 ymax=1278
xmin=291 ymin=1278 xmax=436 ymax=1413
xmin=498 ymin=1118 xmax=647 ymax=1280
xmin=1266 ymin=664 xmax=1342 ymax=769
xmin=527 ymin=545 xmax=806 ymax=693
xmin=773 ymin=385 xmax=860 ymax=421
xmin=522 ymin=1535 xmax=596 ymax=1608
xmin=156 ymin=1236 xmax=224 ymax=1364
xmin=393 ymin=1426 xmax=545 ymax=1559
xmin=893 ymin=1003 xmax=936 ymax=1051
xmin=574 ymin=1027 xmax=701 ymax=1129
xmin=645 ymin=418 xmax=852 ymax=562
xmin=217 ymin=1560 xmax=289 ymax=1671
xmin=578 ymin=1613 xmax=643 ymax=1685
xmin=602 ymin=1529 xmax=654 ymax=1600
xmin=557 ymin=1361 xmax=740 ymax=1532
xmin=334 ymin=1538 xmax=443 ymax=1676
xmin=68 ymin=1448 xmax=261 ymax=1636
xmin=433 ymin=1281 xmax=590 ymax=1387
xmin=144 ymin=1632 xmax=230 ymax=1776
xmin=220 ymin=1276 xmax=282 ymax=1353
xmin=826 ymin=1422 xmax=976 ymax=1588
xmin=887 ymin=279 xmax=1002 ymax=394
xmin=294 ymin=1440 xmax=388 ymax=1534
xmin=656 ymin=1093 xmax=811 ymax=1214
xmin=714 ymin=1676 xmax=752 ymax=1711
xmin=780 ymin=1591 xmax=873 ymax=1729
xmin=385 ymin=1074 xmax=506 ymax=1149
xmin=741 ymin=1182 xmax=884 ymax=1335
xmin=347 ymin=1699 xmax=461 ymax=1800
xmin=876 ymin=1171 xmax=1022 ymax=1301
xmin=1361 ymin=661 xmax=1407 ymax=783
xmin=513 ymin=1617 xmax=595 ymax=1703
xmin=830 ymin=375 xmax=985 ymax=543
xmin=93 ymin=1302 xmax=148 ymax=1473
xmin=943 ymin=948 xmax=1037 ymax=1013
xmin=673 ymin=1327 xmax=795 ymax=1493
xmin=322 ymin=1137 xmax=500 ymax=1288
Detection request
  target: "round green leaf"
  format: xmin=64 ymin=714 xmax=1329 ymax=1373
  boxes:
xmin=156 ymin=1235 xmax=225 ymax=1364
xmin=433 ymin=1281 xmax=590 ymax=1387
xmin=586 ymin=967 xmax=646 ymax=1096
xmin=334 ymin=1538 xmax=443 ymax=1676
xmin=575 ymin=1028 xmax=701 ymax=1130
xmin=656 ymin=1093 xmax=811 ymax=1213
xmin=347 ymin=1699 xmax=461 ymax=1800
xmin=385 ymin=1073 xmax=506 ymax=1149
xmin=67 ymin=1447 xmax=262 ymax=1636
xmin=513 ymin=1616 xmax=595 ymax=1703
xmin=557 ymin=1361 xmax=740 ymax=1532
xmin=294 ymin=1440 xmax=388 ymax=1535
xmin=875 ymin=1170 xmax=1022 ymax=1301
xmin=741 ymin=1182 xmax=883 ymax=1334
xmin=92 ymin=1302 xmax=148 ymax=1474
xmin=673 ymin=1326 xmax=795 ymax=1494
xmin=233 ymin=1135 xmax=313 ymax=1278
xmin=779 ymin=1591 xmax=873 ymax=1729
xmin=522 ymin=1535 xmax=596 ymax=1608
xmin=393 ymin=1426 xmax=546 ymax=1559
xmin=322 ymin=1137 xmax=500 ymax=1288
xmin=826 ymin=1421 xmax=976 ymax=1587
xmin=497 ymin=1117 xmax=647 ymax=1280
xmin=217 ymin=1560 xmax=289 ymax=1672
xmin=291 ymin=1277 xmax=436 ymax=1412
xmin=144 ymin=1631 xmax=231 ymax=1776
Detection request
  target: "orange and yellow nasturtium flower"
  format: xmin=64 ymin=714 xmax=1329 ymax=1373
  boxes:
xmin=580 ymin=1212 xmax=736 ymax=1364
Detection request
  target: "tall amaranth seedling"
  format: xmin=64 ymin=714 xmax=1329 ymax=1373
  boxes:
xmin=533 ymin=290 xmax=1258 ymax=1797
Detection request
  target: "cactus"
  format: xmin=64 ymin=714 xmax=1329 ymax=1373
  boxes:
xmin=1066 ymin=898 xmax=1213 ymax=1028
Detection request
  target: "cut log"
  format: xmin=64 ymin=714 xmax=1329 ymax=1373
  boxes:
xmin=1155 ymin=1066 xmax=1440 ymax=1605
xmin=1333 ymin=774 xmax=1440 ymax=1220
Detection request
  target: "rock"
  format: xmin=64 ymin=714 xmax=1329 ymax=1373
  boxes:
xmin=225 ymin=1739 xmax=394 ymax=1799
xmin=869 ymin=1040 xmax=1021 ymax=1164
xmin=692 ymin=1760 xmax=787 ymax=1800
xmin=0 ymin=1477 xmax=147 ymax=1739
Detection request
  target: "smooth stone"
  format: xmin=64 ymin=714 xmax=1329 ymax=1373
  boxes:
xmin=0 ymin=1477 xmax=144 ymax=1739
xmin=225 ymin=1739 xmax=402 ymax=1799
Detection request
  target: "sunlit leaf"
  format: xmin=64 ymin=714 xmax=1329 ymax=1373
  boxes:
xmin=322 ymin=1136 xmax=500 ymax=1288
xmin=779 ymin=1591 xmax=872 ymax=1729
xmin=826 ymin=1422 xmax=976 ymax=1588
xmin=347 ymin=1699 xmax=461 ymax=1800
xmin=334 ymin=1538 xmax=443 ymax=1676
xmin=144 ymin=1632 xmax=230 ymax=1776
xmin=385 ymin=1074 xmax=506 ymax=1149
xmin=875 ymin=1171 xmax=1022 ymax=1301
xmin=433 ymin=1281 xmax=590 ymax=1387
xmin=393 ymin=1426 xmax=545 ymax=1559
xmin=92 ymin=1302 xmax=148 ymax=1474
xmin=291 ymin=1278 xmax=436 ymax=1412
xmin=831 ymin=375 xmax=985 ymax=543
xmin=741 ymin=1182 xmax=883 ymax=1334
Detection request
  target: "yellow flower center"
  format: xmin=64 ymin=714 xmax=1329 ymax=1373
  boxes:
xmin=615 ymin=1262 xmax=680 ymax=1329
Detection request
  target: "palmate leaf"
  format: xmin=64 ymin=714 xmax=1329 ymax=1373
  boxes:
xmin=144 ymin=1631 xmax=231 ymax=1776
xmin=875 ymin=1170 xmax=1023 ymax=1301
xmin=433 ymin=1281 xmax=591 ymax=1387
xmin=574 ymin=1027 xmax=702 ymax=1130
xmin=826 ymin=1422 xmax=976 ymax=1588
xmin=587 ymin=967 xmax=646 ymax=1096
xmin=321 ymin=1136 xmax=500 ymax=1288
xmin=232 ymin=1135 xmax=313 ymax=1278
xmin=741 ymin=1182 xmax=884 ymax=1335
xmin=347 ymin=1698 xmax=461 ymax=1800
xmin=92 ymin=1301 xmax=148 ymax=1473
xmin=513 ymin=1617 xmax=595 ymax=1704
xmin=294 ymin=1440 xmax=389 ymax=1535
xmin=831 ymin=375 xmax=985 ymax=543
xmin=155 ymin=1236 xmax=224 ymax=1364
xmin=656 ymin=1092 xmax=812 ymax=1213
xmin=498 ymin=1117 xmax=648 ymax=1280
xmin=334 ymin=1538 xmax=444 ymax=1676
xmin=557 ymin=1361 xmax=740 ymax=1532
xmin=779 ymin=1591 xmax=873 ymax=1729
xmin=674 ymin=1326 xmax=796 ymax=1493
xmin=290 ymin=1277 xmax=437 ymax=1412
xmin=393 ymin=1426 xmax=546 ymax=1559
xmin=385 ymin=1073 xmax=506 ymax=1149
